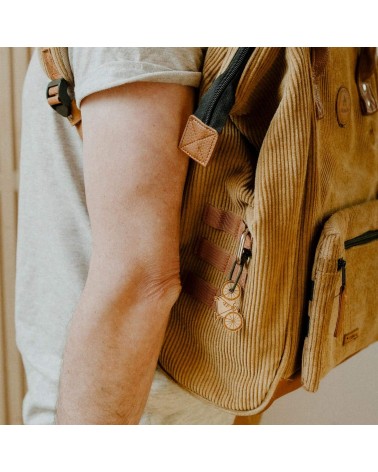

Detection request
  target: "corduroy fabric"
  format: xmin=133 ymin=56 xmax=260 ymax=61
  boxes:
xmin=159 ymin=47 xmax=378 ymax=415
xmin=302 ymin=200 xmax=378 ymax=392
xmin=40 ymin=48 xmax=72 ymax=82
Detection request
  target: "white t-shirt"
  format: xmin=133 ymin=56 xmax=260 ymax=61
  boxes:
xmin=15 ymin=48 xmax=234 ymax=425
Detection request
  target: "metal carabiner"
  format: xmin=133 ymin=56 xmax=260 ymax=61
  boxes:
xmin=228 ymin=227 xmax=252 ymax=292
xmin=236 ymin=228 xmax=250 ymax=264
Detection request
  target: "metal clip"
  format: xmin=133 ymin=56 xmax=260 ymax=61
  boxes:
xmin=236 ymin=228 xmax=249 ymax=264
xmin=228 ymin=227 xmax=251 ymax=292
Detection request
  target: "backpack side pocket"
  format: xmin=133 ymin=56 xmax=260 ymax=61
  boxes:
xmin=302 ymin=199 xmax=378 ymax=392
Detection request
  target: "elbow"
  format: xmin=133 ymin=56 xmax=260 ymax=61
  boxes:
xmin=139 ymin=265 xmax=182 ymax=310
xmin=84 ymin=256 xmax=182 ymax=316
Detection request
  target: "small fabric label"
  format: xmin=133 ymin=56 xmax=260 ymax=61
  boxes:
xmin=343 ymin=328 xmax=359 ymax=345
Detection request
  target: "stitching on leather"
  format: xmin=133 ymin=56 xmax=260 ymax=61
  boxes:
xmin=180 ymin=116 xmax=218 ymax=165
xmin=202 ymin=203 xmax=244 ymax=238
xmin=182 ymin=133 xmax=216 ymax=153
xmin=186 ymin=137 xmax=216 ymax=165
xmin=197 ymin=237 xmax=231 ymax=272
xmin=183 ymin=136 xmax=214 ymax=162
xmin=190 ymin=136 xmax=217 ymax=165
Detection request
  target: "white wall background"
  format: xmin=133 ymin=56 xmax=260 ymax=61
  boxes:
xmin=261 ymin=343 xmax=378 ymax=424
xmin=0 ymin=47 xmax=31 ymax=425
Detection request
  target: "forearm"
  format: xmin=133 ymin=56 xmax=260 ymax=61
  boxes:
xmin=56 ymin=276 xmax=179 ymax=425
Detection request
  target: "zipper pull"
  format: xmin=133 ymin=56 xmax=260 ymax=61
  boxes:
xmin=338 ymin=258 xmax=347 ymax=287
xmin=334 ymin=258 xmax=347 ymax=337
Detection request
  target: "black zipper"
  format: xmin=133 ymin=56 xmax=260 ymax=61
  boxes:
xmin=309 ymin=228 xmax=377 ymax=331
xmin=344 ymin=230 xmax=378 ymax=249
xmin=203 ymin=47 xmax=254 ymax=125
xmin=337 ymin=230 xmax=377 ymax=282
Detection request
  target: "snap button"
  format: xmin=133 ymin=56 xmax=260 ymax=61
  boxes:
xmin=362 ymin=83 xmax=367 ymax=93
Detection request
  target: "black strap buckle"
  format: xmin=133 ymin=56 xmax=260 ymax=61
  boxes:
xmin=46 ymin=78 xmax=72 ymax=117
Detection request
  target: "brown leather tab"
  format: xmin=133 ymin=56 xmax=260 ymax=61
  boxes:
xmin=196 ymin=238 xmax=232 ymax=273
xmin=76 ymin=121 xmax=83 ymax=139
xmin=358 ymin=47 xmax=376 ymax=82
xmin=358 ymin=80 xmax=378 ymax=115
xmin=41 ymin=47 xmax=61 ymax=80
xmin=196 ymin=237 xmax=251 ymax=288
xmin=202 ymin=203 xmax=245 ymax=239
xmin=182 ymin=272 xmax=218 ymax=307
xmin=67 ymin=99 xmax=82 ymax=127
xmin=179 ymin=115 xmax=219 ymax=167
xmin=334 ymin=286 xmax=347 ymax=337
xmin=311 ymin=47 xmax=328 ymax=78
xmin=233 ymin=414 xmax=262 ymax=425
xmin=357 ymin=47 xmax=378 ymax=115
xmin=264 ymin=372 xmax=302 ymax=412
xmin=311 ymin=47 xmax=328 ymax=120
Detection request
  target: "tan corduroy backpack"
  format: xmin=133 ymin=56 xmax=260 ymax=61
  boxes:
xmin=40 ymin=47 xmax=378 ymax=416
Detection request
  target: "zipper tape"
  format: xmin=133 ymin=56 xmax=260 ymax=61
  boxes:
xmin=194 ymin=48 xmax=255 ymax=132
xmin=344 ymin=230 xmax=378 ymax=249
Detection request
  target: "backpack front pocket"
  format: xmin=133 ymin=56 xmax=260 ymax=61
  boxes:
xmin=302 ymin=199 xmax=378 ymax=392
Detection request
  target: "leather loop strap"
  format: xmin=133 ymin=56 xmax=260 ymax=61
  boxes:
xmin=356 ymin=47 xmax=378 ymax=115
xmin=311 ymin=47 xmax=328 ymax=120
xmin=183 ymin=269 xmax=249 ymax=308
xmin=196 ymin=238 xmax=232 ymax=273
xmin=262 ymin=372 xmax=302 ymax=412
xmin=41 ymin=47 xmax=62 ymax=80
xmin=202 ymin=204 xmax=246 ymax=239
xmin=196 ymin=237 xmax=251 ymax=287
xmin=69 ymin=100 xmax=83 ymax=129
xmin=358 ymin=47 xmax=376 ymax=82
xmin=186 ymin=226 xmax=252 ymax=308
xmin=182 ymin=272 xmax=218 ymax=307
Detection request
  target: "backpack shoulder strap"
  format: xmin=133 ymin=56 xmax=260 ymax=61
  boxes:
xmin=40 ymin=47 xmax=73 ymax=83
xmin=39 ymin=47 xmax=82 ymax=132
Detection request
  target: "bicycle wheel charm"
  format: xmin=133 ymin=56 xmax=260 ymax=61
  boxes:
xmin=214 ymin=280 xmax=243 ymax=332
xmin=213 ymin=226 xmax=251 ymax=332
xmin=224 ymin=311 xmax=243 ymax=331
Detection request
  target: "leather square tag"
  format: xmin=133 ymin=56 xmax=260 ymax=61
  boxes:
xmin=179 ymin=115 xmax=219 ymax=167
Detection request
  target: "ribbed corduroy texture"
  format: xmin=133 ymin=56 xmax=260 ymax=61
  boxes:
xmin=159 ymin=48 xmax=378 ymax=415
xmin=39 ymin=48 xmax=73 ymax=84
xmin=302 ymin=200 xmax=378 ymax=392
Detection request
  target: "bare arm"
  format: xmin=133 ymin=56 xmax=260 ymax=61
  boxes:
xmin=55 ymin=82 xmax=194 ymax=424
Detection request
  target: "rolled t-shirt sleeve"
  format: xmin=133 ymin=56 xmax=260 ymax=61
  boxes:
xmin=69 ymin=47 xmax=205 ymax=107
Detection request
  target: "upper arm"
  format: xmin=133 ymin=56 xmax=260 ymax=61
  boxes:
xmin=80 ymin=81 xmax=194 ymax=307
